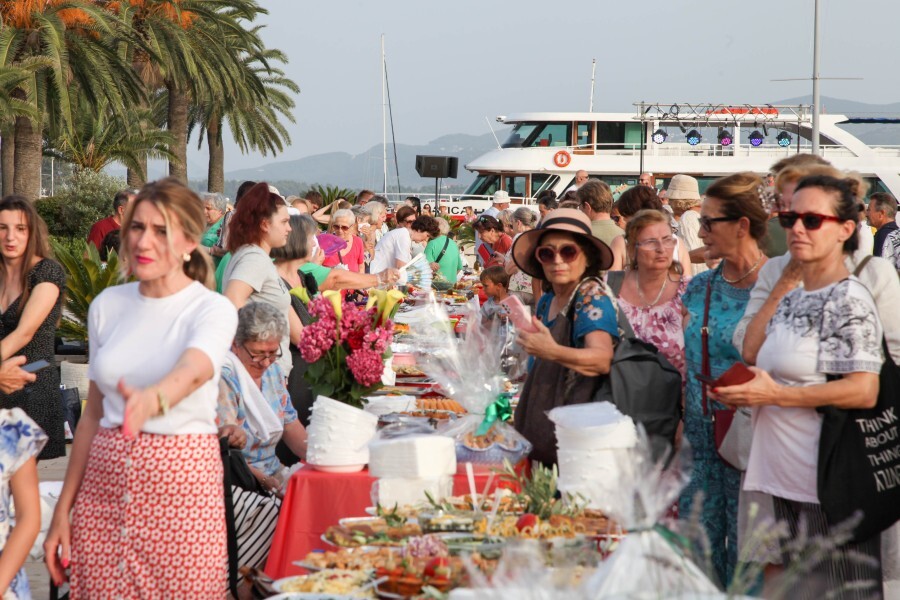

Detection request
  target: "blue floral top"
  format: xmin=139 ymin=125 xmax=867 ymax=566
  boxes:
xmin=535 ymin=278 xmax=619 ymax=346
xmin=215 ymin=363 xmax=297 ymax=476
xmin=0 ymin=408 xmax=46 ymax=599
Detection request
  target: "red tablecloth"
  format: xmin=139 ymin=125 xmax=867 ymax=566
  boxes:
xmin=265 ymin=465 xmax=506 ymax=579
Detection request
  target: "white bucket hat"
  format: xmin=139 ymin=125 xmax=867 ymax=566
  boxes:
xmin=666 ymin=174 xmax=701 ymax=201
xmin=492 ymin=190 xmax=510 ymax=204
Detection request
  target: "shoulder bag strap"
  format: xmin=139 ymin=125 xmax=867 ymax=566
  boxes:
xmin=434 ymin=237 xmax=451 ymax=263
xmin=606 ymin=270 xmax=626 ymax=296
xmin=701 ymin=276 xmax=713 ymax=416
xmin=853 ymin=255 xmax=872 ymax=277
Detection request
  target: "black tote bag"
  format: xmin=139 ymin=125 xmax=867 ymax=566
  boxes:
xmin=818 ymin=337 xmax=900 ymax=542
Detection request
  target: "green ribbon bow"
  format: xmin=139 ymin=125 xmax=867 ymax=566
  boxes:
xmin=476 ymin=395 xmax=512 ymax=436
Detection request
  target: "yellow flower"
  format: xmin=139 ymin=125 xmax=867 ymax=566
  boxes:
xmin=289 ymin=286 xmax=310 ymax=305
xmin=366 ymin=288 xmax=386 ymax=312
xmin=322 ymin=290 xmax=343 ymax=320
xmin=382 ymin=290 xmax=406 ymax=322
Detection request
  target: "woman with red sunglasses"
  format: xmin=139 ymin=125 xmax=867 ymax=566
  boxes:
xmin=323 ymin=209 xmax=365 ymax=273
xmin=509 ymin=208 xmax=616 ymax=466
xmin=715 ymin=175 xmax=886 ymax=597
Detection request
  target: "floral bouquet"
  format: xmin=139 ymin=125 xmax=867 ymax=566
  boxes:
xmin=300 ymin=290 xmax=402 ymax=408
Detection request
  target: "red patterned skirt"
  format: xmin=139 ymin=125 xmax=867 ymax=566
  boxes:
xmin=70 ymin=427 xmax=227 ymax=599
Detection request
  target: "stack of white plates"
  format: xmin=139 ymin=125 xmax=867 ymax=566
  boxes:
xmin=549 ymin=402 xmax=637 ymax=510
xmin=306 ymin=395 xmax=378 ymax=473
xmin=363 ymin=395 xmax=416 ymax=417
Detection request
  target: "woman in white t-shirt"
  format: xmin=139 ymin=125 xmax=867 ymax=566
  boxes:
xmin=223 ymin=183 xmax=301 ymax=376
xmin=44 ymin=179 xmax=239 ymax=597
xmin=716 ymin=175 xmax=884 ymax=597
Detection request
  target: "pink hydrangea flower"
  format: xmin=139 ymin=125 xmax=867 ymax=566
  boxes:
xmin=299 ymin=319 xmax=336 ymax=363
xmin=346 ymin=348 xmax=385 ymax=387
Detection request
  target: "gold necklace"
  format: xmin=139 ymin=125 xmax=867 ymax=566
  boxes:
xmin=636 ymin=272 xmax=668 ymax=308
xmin=721 ymin=252 xmax=764 ymax=284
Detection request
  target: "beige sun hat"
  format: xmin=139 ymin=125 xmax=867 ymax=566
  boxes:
xmin=492 ymin=190 xmax=510 ymax=204
xmin=511 ymin=208 xmax=613 ymax=279
xmin=666 ymin=174 xmax=701 ymax=201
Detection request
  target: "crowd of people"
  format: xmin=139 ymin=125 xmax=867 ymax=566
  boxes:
xmin=0 ymin=154 xmax=892 ymax=596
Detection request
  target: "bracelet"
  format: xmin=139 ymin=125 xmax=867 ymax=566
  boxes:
xmin=156 ymin=389 xmax=170 ymax=416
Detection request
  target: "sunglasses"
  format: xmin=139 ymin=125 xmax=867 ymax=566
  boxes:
xmin=403 ymin=218 xmax=416 ymax=225
xmin=778 ymin=211 xmax=844 ymax=230
xmin=535 ymin=244 xmax=582 ymax=264
xmin=699 ymin=215 xmax=740 ymax=232
xmin=332 ymin=224 xmax=351 ymax=232
xmin=611 ymin=215 xmax=622 ymax=224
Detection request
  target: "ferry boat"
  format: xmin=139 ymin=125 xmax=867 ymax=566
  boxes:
xmin=441 ymin=103 xmax=900 ymax=215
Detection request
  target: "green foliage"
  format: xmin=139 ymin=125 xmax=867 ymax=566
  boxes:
xmin=36 ymin=169 xmax=125 ymax=238
xmin=50 ymin=238 xmax=124 ymax=344
xmin=310 ymin=184 xmax=357 ymax=205
xmin=449 ymin=219 xmax=475 ymax=249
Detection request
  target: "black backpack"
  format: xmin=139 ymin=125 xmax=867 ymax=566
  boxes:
xmin=595 ymin=271 xmax=683 ymax=459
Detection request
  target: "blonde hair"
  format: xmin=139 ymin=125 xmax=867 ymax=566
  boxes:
xmin=669 ymin=197 xmax=700 ymax=216
xmin=120 ymin=178 xmax=214 ymax=289
xmin=775 ymin=164 xmax=842 ymax=194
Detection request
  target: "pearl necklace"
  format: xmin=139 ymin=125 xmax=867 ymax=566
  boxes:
xmin=636 ymin=272 xmax=669 ymax=308
xmin=721 ymin=252 xmax=764 ymax=284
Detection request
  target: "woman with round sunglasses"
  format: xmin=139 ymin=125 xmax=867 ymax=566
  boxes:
xmin=323 ymin=209 xmax=365 ymax=272
xmin=678 ymin=172 xmax=769 ymax=588
xmin=510 ymin=209 xmax=616 ymax=467
xmin=614 ymin=210 xmax=688 ymax=382
xmin=715 ymin=175 xmax=886 ymax=596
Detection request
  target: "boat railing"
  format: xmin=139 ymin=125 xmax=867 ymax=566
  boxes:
xmin=503 ymin=141 xmax=894 ymax=160
xmin=378 ymin=192 xmax=537 ymax=206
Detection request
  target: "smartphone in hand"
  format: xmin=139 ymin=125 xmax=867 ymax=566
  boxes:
xmin=23 ymin=360 xmax=51 ymax=374
xmin=500 ymin=296 xmax=538 ymax=333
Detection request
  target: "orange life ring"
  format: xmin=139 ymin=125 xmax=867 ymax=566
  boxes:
xmin=553 ymin=150 xmax=571 ymax=168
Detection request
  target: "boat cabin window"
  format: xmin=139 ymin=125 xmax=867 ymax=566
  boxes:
xmin=597 ymin=122 xmax=644 ymax=150
xmin=576 ymin=123 xmax=594 ymax=149
xmin=531 ymin=174 xmax=558 ymax=197
xmin=502 ymin=122 xmax=572 ymax=148
xmin=864 ymin=178 xmax=891 ymax=197
xmin=503 ymin=175 xmax=527 ymax=198
xmin=462 ymin=174 xmax=500 ymax=198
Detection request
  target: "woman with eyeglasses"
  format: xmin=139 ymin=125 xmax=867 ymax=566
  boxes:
xmin=473 ymin=215 xmax=512 ymax=268
xmin=217 ymin=302 xmax=307 ymax=568
xmin=323 ymin=209 xmax=365 ymax=273
xmin=510 ymin=209 xmax=617 ymax=467
xmin=614 ymin=210 xmax=688 ymax=382
xmin=715 ymin=175 xmax=886 ymax=597
xmin=615 ymin=186 xmax=692 ymax=268
xmin=678 ymin=172 xmax=769 ymax=588
xmin=371 ymin=206 xmax=422 ymax=273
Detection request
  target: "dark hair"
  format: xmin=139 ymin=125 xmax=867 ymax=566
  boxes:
xmin=795 ymin=175 xmax=862 ymax=252
xmin=558 ymin=200 xmax=581 ymax=210
xmin=356 ymin=189 xmax=375 ymax=204
xmin=405 ymin=196 xmax=422 ymax=215
xmin=395 ymin=205 xmax=416 ymax=225
xmin=560 ymin=190 xmax=579 ymax=202
xmin=0 ymin=195 xmax=52 ymax=312
xmin=868 ymin=192 xmax=897 ymax=220
xmin=577 ymin=180 xmax=613 ymax=213
xmin=411 ymin=215 xmax=440 ymax=239
xmin=615 ymin=186 xmax=663 ymax=218
xmin=704 ymin=172 xmax=769 ymax=241
xmin=304 ymin=190 xmax=323 ymax=208
xmin=480 ymin=265 xmax=510 ymax=288
xmin=122 ymin=178 xmax=213 ymax=288
xmin=474 ymin=214 xmax=502 ymax=232
xmin=271 ymin=214 xmax=318 ymax=262
xmin=226 ymin=182 xmax=285 ymax=251
xmin=99 ymin=229 xmax=120 ymax=262
xmin=113 ymin=190 xmax=132 ymax=213
xmin=235 ymin=181 xmax=257 ymax=204
xmin=371 ymin=195 xmax=389 ymax=207
xmin=536 ymin=190 xmax=558 ymax=211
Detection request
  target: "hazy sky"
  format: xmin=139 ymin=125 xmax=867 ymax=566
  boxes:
xmin=189 ymin=0 xmax=900 ymax=174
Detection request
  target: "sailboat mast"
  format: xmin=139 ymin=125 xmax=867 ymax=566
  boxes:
xmin=381 ymin=35 xmax=388 ymax=194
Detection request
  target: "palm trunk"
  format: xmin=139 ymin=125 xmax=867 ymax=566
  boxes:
xmin=167 ymin=80 xmax=188 ymax=183
xmin=127 ymin=155 xmax=147 ymax=189
xmin=206 ymin=116 xmax=224 ymax=193
xmin=13 ymin=116 xmax=42 ymax=201
xmin=1 ymin=129 xmax=13 ymax=197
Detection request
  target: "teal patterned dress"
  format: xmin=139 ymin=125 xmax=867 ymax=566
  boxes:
xmin=679 ymin=263 xmax=750 ymax=587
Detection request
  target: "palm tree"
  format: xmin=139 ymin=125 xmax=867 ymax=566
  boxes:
xmin=0 ymin=58 xmax=50 ymax=196
xmin=112 ymin=0 xmax=266 ymax=185
xmin=44 ymin=100 xmax=176 ymax=175
xmin=190 ymin=42 xmax=298 ymax=192
xmin=0 ymin=0 xmax=143 ymax=200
